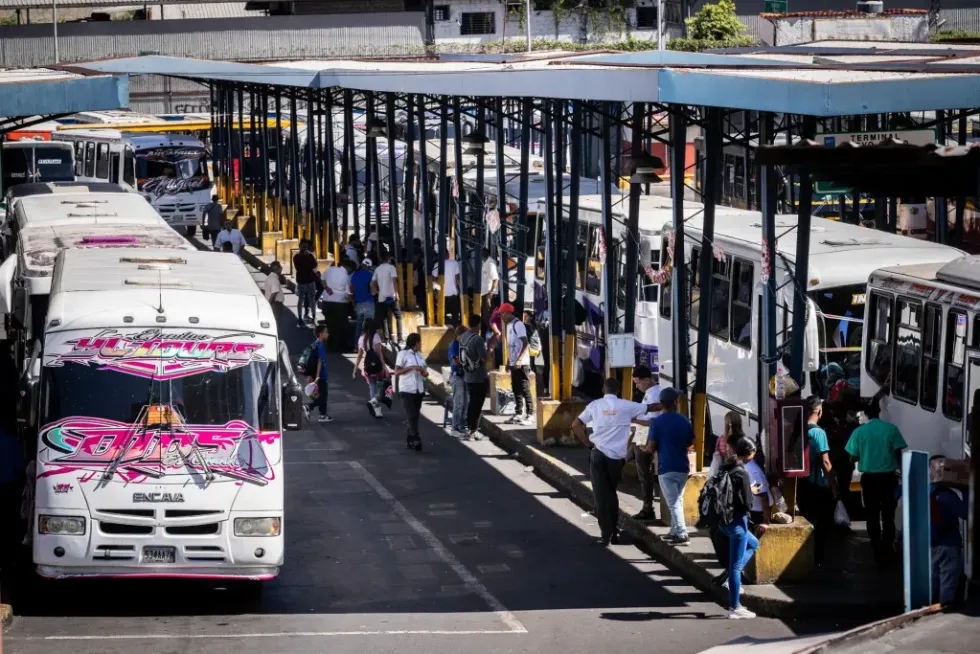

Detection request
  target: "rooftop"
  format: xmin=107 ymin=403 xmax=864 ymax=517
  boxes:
xmin=0 ymin=67 xmax=127 ymax=123
xmin=15 ymin=192 xmax=161 ymax=228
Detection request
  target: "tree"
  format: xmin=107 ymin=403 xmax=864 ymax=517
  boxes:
xmin=667 ymin=0 xmax=755 ymax=52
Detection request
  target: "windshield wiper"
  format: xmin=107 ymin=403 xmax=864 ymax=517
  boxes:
xmin=102 ymin=372 xmax=156 ymax=485
xmin=182 ymin=434 xmax=214 ymax=484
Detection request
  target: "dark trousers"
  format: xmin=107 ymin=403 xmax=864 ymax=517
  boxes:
xmin=590 ymin=449 xmax=625 ymax=540
xmin=634 ymin=445 xmax=656 ymax=509
xmin=316 ymin=378 xmax=328 ymax=416
xmin=466 ymin=379 xmax=488 ymax=432
xmin=323 ymin=302 xmax=348 ymax=352
xmin=510 ymin=365 xmax=534 ymax=417
xmin=799 ymin=480 xmax=835 ymax=562
xmin=445 ymin=295 xmax=461 ymax=325
xmin=270 ymin=301 xmax=284 ymax=336
xmin=862 ymin=472 xmax=898 ymax=558
xmin=376 ymin=299 xmax=404 ymax=342
xmin=481 ymin=294 xmax=492 ymax=329
xmin=209 ymin=229 xmax=219 ymax=247
xmin=400 ymin=391 xmax=424 ymax=442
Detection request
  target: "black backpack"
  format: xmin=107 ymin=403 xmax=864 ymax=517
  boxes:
xmin=298 ymin=340 xmax=319 ymax=377
xmin=363 ymin=339 xmax=384 ymax=375
xmin=459 ymin=332 xmax=484 ymax=374
xmin=697 ymin=469 xmax=736 ymax=528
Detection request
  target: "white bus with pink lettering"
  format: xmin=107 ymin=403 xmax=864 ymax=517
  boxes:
xmin=23 ymin=247 xmax=288 ymax=583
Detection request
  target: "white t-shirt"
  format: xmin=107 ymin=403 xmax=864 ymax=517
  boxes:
xmin=373 ymin=262 xmax=398 ymax=301
xmin=631 ymin=384 xmax=662 ymax=447
xmin=481 ymin=258 xmax=499 ymax=296
xmin=578 ymin=395 xmax=648 ymax=460
xmin=322 ymin=266 xmax=350 ymax=303
xmin=745 ymin=460 xmax=772 ymax=513
xmin=432 ymin=259 xmax=461 ymax=296
xmin=506 ymin=319 xmax=530 ymax=367
xmin=396 ymin=349 xmax=427 ymax=394
xmin=344 ymin=244 xmax=359 ymax=262
xmin=214 ymin=229 xmax=246 ymax=254
xmin=359 ymin=333 xmax=382 ymax=354
xmin=263 ymin=272 xmax=284 ymax=303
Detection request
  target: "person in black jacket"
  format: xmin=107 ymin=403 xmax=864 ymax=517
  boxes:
xmin=720 ymin=437 xmax=767 ymax=620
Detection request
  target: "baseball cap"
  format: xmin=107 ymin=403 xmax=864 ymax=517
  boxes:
xmin=361 ymin=257 xmax=373 ymax=267
xmin=659 ymin=387 xmax=680 ymax=403
xmin=499 ymin=303 xmax=515 ymax=314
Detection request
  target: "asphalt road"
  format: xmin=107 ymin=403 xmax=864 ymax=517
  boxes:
xmin=4 ymin=263 xmax=831 ymax=654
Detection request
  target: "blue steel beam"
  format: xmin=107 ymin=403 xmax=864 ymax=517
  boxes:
xmin=0 ymin=74 xmax=127 ymax=119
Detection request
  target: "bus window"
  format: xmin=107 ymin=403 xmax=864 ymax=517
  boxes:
xmin=109 ymin=151 xmax=120 ymax=184
xmin=659 ymin=237 xmax=672 ymax=319
xmin=920 ymin=304 xmax=941 ymax=412
xmin=731 ymin=259 xmax=753 ymax=348
xmin=689 ymin=247 xmax=701 ymax=329
xmin=123 ymin=147 xmax=136 ymax=188
xmin=709 ymin=254 xmax=732 ymax=339
xmin=586 ymin=226 xmax=602 ymax=295
xmin=866 ymin=292 xmax=893 ymax=386
xmin=84 ymin=142 xmax=96 ymax=178
xmin=943 ymin=309 xmax=967 ymax=421
xmin=616 ymin=245 xmax=627 ymax=311
xmin=893 ymin=298 xmax=922 ymax=404
xmin=95 ymin=143 xmax=110 ymax=179
xmin=575 ymin=223 xmax=588 ymax=291
xmin=73 ymin=142 xmax=84 ymax=176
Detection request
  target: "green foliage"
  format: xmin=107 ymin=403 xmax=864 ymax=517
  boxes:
xmin=930 ymin=29 xmax=980 ymax=43
xmin=668 ymin=35 xmax=757 ymax=52
xmin=0 ymin=12 xmax=18 ymax=26
xmin=407 ymin=37 xmax=660 ymax=57
xmin=685 ymin=0 xmax=745 ymax=41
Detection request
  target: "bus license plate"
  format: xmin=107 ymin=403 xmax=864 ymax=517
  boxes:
xmin=142 ymin=546 xmax=176 ymax=564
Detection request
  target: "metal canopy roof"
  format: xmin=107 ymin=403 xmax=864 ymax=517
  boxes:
xmin=71 ymin=44 xmax=980 ymax=116
xmin=0 ymin=68 xmax=128 ymax=120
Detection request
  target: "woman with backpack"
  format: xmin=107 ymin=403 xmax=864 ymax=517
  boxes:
xmin=394 ymin=333 xmax=428 ymax=452
xmin=353 ymin=318 xmax=389 ymax=418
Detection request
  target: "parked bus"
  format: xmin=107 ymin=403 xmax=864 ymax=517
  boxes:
xmin=51 ymin=130 xmax=136 ymax=192
xmin=658 ymin=213 xmax=963 ymax=444
xmin=862 ymin=254 xmax=980 ymax=459
xmin=3 ymin=182 xmax=129 ymax=249
xmin=1 ymin=141 xmax=75 ymax=197
xmin=22 ymin=247 xmax=285 ymax=582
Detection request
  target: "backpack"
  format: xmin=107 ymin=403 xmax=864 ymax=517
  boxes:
xmin=528 ymin=328 xmax=542 ymax=357
xmin=362 ymin=337 xmax=384 ymax=375
xmin=697 ymin=468 xmax=736 ymax=528
xmin=459 ymin=332 xmax=485 ymax=374
xmin=298 ymin=340 xmax=319 ymax=377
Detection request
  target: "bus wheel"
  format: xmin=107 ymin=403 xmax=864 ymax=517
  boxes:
xmin=186 ymin=225 xmax=197 ymax=237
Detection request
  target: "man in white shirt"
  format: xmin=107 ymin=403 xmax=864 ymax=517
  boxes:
xmin=321 ymin=257 xmax=351 ymax=352
xmin=433 ymin=256 xmax=462 ymax=326
xmin=371 ymin=250 xmax=403 ymax=345
xmin=481 ymin=247 xmax=499 ymax=326
xmin=262 ymin=261 xmax=285 ymax=334
xmin=629 ymin=365 xmax=663 ymax=520
xmin=500 ymin=303 xmax=534 ymax=426
xmin=572 ymin=377 xmax=649 ymax=546
xmin=213 ymin=219 xmax=247 ymax=255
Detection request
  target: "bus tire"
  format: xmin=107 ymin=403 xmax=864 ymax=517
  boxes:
xmin=185 ymin=225 xmax=197 ymax=237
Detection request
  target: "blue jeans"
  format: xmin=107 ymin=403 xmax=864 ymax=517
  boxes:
xmin=297 ymin=282 xmax=317 ymax=320
xmin=354 ymin=301 xmax=375 ymax=346
xmin=721 ymin=515 xmax=759 ymax=609
xmin=932 ymin=544 xmax=963 ymax=604
xmin=658 ymin=471 xmax=689 ymax=538
xmin=450 ymin=373 xmax=468 ymax=431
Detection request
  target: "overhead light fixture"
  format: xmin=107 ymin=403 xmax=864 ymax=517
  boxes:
xmin=461 ymin=130 xmax=490 ymax=156
xmin=628 ymin=152 xmax=665 ymax=184
xmin=365 ymin=118 xmax=387 ymax=139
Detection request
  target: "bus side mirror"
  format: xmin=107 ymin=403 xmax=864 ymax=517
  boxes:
xmin=804 ymin=299 xmax=820 ymax=373
xmin=278 ymin=339 xmax=302 ymax=432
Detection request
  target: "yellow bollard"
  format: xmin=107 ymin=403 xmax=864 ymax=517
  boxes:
xmin=460 ymin=293 xmax=471 ymax=326
xmin=405 ymin=263 xmax=415 ymax=311
xmin=562 ymin=333 xmax=575 ymax=400
xmin=436 ymin=275 xmax=446 ymax=327
xmin=425 ymin=275 xmax=436 ymax=328
xmin=550 ymin=334 xmax=562 ymax=400
xmin=692 ymin=392 xmax=707 ymax=472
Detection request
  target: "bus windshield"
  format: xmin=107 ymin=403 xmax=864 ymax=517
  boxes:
xmin=809 ymin=285 xmax=866 ymax=400
xmin=135 ymin=146 xmax=210 ymax=195
xmin=2 ymin=145 xmax=74 ymax=194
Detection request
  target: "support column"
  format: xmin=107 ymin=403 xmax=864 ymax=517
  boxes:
xmin=289 ymin=92 xmax=301 ymax=240
xmin=386 ymin=92 xmax=401 ymax=273
xmin=324 ymin=91 xmax=339 ymax=261
xmin=563 ymin=101 xmax=583 ymax=400
xmin=936 ymin=110 xmax=949 ymax=245
xmin=417 ymin=95 xmax=435 ymax=326
xmin=669 ymin=108 xmax=689 ymax=405
xmin=452 ymin=97 xmax=469 ymax=321
xmin=364 ymin=94 xmax=377 ymax=257
xmin=599 ymin=103 xmax=616 ymax=381
xmin=344 ymin=89 xmax=359 ymax=240
xmin=956 ymin=112 xmax=967 ymax=247
xmin=789 ymin=116 xmax=816 ymax=384
xmin=436 ymin=97 xmax=449 ymax=326
xmin=759 ymin=112 xmax=778 ymax=459
xmin=275 ymin=91 xmax=284 ymax=233
xmin=237 ymin=86 xmax=245 ymax=209
xmin=515 ymin=98 xmax=532 ymax=317
xmin=495 ymin=97 xmax=509 ymax=306
xmin=544 ymin=100 xmax=562 ymax=399
xmin=623 ymin=102 xmax=644 ymax=395
xmin=259 ymin=91 xmax=270 ymax=237
xmin=474 ymin=103 xmax=487 ymax=323
xmin=306 ymin=89 xmax=317 ymax=248
xmin=403 ymin=95 xmax=417 ymax=311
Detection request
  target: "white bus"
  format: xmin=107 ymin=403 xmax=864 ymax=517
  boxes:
xmin=51 ymin=130 xmax=136 ymax=192
xmin=53 ymin=131 xmax=211 ymax=234
xmin=3 ymin=182 xmax=129 ymax=252
xmin=862 ymin=255 xmax=980 ymax=459
xmin=658 ymin=213 xmax=963 ymax=442
xmin=1 ymin=141 xmax=75 ymax=197
xmin=24 ymin=247 xmax=284 ymax=581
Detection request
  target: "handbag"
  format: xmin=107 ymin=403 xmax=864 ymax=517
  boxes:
xmin=833 ymin=500 xmax=851 ymax=528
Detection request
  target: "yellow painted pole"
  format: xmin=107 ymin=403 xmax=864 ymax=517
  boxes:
xmin=436 ymin=275 xmax=446 ymax=327
xmin=425 ymin=274 xmax=436 ymax=327
xmin=562 ymin=334 xmax=575 ymax=400
xmin=405 ymin=263 xmax=415 ymax=311
xmin=550 ymin=335 xmax=562 ymax=401
xmin=460 ymin=294 xmax=471 ymax=326
xmin=692 ymin=392 xmax=707 ymax=472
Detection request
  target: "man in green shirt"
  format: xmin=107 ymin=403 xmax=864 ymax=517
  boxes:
xmin=846 ymin=402 xmax=907 ymax=564
xmin=799 ymin=396 xmax=838 ymax=563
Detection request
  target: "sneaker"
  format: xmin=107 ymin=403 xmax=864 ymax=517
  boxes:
xmin=664 ymin=533 xmax=690 ymax=546
xmin=470 ymin=431 xmax=485 ymax=441
xmin=450 ymin=429 xmax=467 ymax=438
xmin=728 ymin=606 xmax=756 ymax=620
xmin=518 ymin=415 xmax=534 ymax=427
xmin=632 ymin=507 xmax=656 ymax=521
xmin=318 ymin=415 xmax=333 ymax=423
xmin=505 ymin=414 xmax=523 ymax=425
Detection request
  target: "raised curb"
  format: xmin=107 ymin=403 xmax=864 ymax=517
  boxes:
xmin=798 ymin=604 xmax=942 ymax=653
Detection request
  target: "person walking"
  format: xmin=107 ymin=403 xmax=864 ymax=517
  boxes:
xmin=705 ymin=411 xmax=748 ymax=587
xmin=572 ymin=378 xmax=649 ymax=546
xmin=321 ymin=256 xmax=351 ymax=352
xmin=447 ymin=322 xmax=470 ymax=438
xmin=798 ymin=396 xmax=839 ymax=564
xmin=306 ymin=324 xmax=333 ymax=423
xmin=629 ymin=365 xmax=662 ymax=521
xmin=846 ymin=401 xmax=907 ymax=565
xmin=499 ymin=303 xmax=534 ymax=427
xmin=352 ymin=318 xmax=388 ymax=418
xmin=349 ymin=257 xmax=376 ymax=347
xmin=214 ymin=219 xmax=246 ymax=255
xmin=202 ymin=194 xmax=223 ymax=246
xmin=344 ymin=234 xmax=361 ymax=265
xmin=460 ymin=312 xmax=488 ymax=440
xmin=929 ymin=455 xmax=968 ymax=605
xmin=262 ymin=261 xmax=285 ymax=332
xmin=394 ymin=333 xmax=427 ymax=452
xmin=480 ymin=247 xmax=499 ymax=327
xmin=293 ymin=239 xmax=320 ymax=326
xmin=718 ymin=437 xmax=764 ymax=620
xmin=372 ymin=250 xmax=404 ymax=345
xmin=646 ymin=387 xmax=694 ymax=545
xmin=433 ymin=254 xmax=462 ymax=326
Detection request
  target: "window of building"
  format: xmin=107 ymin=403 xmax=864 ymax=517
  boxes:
xmin=659 ymin=237 xmax=672 ymax=319
xmin=460 ymin=12 xmax=495 ymax=35
xmin=866 ymin=292 xmax=893 ymax=386
xmin=920 ymin=303 xmax=941 ymax=412
xmin=943 ymin=309 xmax=968 ymax=421
xmin=433 ymin=4 xmax=450 ymax=21
xmin=709 ymin=255 xmax=731 ymax=338
xmin=730 ymin=259 xmax=753 ymax=348
xmin=95 ymin=143 xmax=110 ymax=179
xmin=635 ymin=6 xmax=658 ymax=29
xmin=689 ymin=247 xmax=701 ymax=329
xmin=84 ymin=142 xmax=96 ymax=178
xmin=893 ymin=298 xmax=922 ymax=404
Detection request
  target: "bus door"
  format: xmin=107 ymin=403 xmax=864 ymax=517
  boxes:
xmin=961 ymin=350 xmax=979 ymax=581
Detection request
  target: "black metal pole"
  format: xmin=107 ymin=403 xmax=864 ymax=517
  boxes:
xmin=275 ymin=91 xmax=284 ymax=220
xmin=417 ymin=94 xmax=433 ymax=321
xmin=600 ymin=103 xmax=616 ymax=376
xmin=387 ymin=92 xmax=401 ymax=264
xmin=565 ymin=101 xmax=582 ymax=360
xmin=495 ymin=96 xmax=508 ymax=304
xmin=544 ymin=100 xmax=561 ymax=396
xmin=624 ymin=102 xmax=643 ymax=335
xmin=516 ymin=97 xmax=532 ymax=317
xmin=936 ymin=110 xmax=949 ymax=245
xmin=694 ymin=107 xmax=721 ymax=397
xmin=452 ymin=97 xmax=468 ymax=298
xmin=323 ymin=90 xmax=338 ymax=257
xmin=669 ymin=108 xmax=689 ymax=397
xmin=956 ymin=112 xmax=967 ymax=246
xmin=364 ymin=94 xmax=377 ymax=251
xmin=759 ymin=112 xmax=778 ymax=451
xmin=404 ymin=94 xmax=417 ymax=305
xmin=237 ymin=85 xmax=245 ymax=205
xmin=344 ymin=89 xmax=359 ymax=239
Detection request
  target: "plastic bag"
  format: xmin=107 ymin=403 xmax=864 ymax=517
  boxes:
xmin=833 ymin=500 xmax=851 ymax=528
xmin=495 ymin=390 xmax=516 ymax=416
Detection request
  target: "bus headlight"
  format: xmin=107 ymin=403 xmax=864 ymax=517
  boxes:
xmin=234 ymin=517 xmax=281 ymax=537
xmin=39 ymin=515 xmax=86 ymax=536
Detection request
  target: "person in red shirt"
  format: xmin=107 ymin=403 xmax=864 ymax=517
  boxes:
xmin=293 ymin=240 xmax=319 ymax=325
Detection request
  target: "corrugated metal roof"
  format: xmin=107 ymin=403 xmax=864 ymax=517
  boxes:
xmin=0 ymin=0 xmax=204 ymax=7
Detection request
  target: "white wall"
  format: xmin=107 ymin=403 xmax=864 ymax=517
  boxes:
xmin=772 ymin=14 xmax=929 ymax=46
